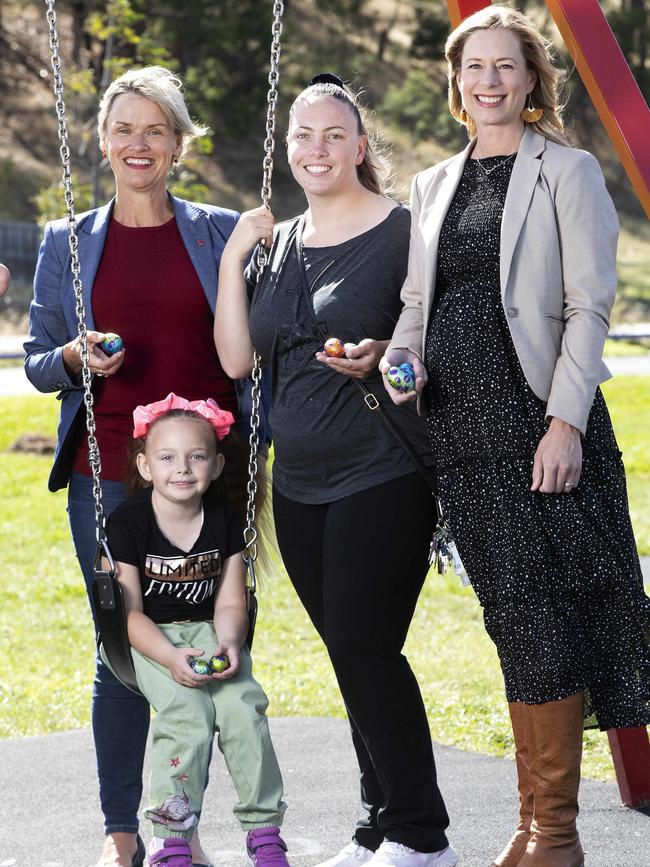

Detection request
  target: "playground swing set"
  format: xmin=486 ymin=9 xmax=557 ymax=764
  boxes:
xmin=42 ymin=0 xmax=650 ymax=811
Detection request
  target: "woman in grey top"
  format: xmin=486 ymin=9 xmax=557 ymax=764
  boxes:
xmin=215 ymin=75 xmax=458 ymax=867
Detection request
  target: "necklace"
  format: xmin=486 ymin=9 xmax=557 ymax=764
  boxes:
xmin=474 ymin=152 xmax=516 ymax=176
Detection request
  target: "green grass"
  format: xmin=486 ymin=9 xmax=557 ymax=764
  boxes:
xmin=601 ymin=376 xmax=650 ymax=554
xmin=0 ymin=382 xmax=648 ymax=782
xmin=604 ymin=338 xmax=650 ymax=356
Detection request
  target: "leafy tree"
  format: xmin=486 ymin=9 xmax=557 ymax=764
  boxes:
xmin=141 ymin=0 xmax=280 ymax=137
xmin=0 ymin=159 xmax=46 ymax=221
xmin=381 ymin=68 xmax=465 ymax=147
xmin=410 ymin=2 xmax=449 ymax=61
xmin=32 ymin=180 xmax=93 ymax=227
xmin=316 ymin=0 xmax=366 ymax=14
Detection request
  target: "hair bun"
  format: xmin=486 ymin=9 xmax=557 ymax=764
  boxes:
xmin=309 ymin=72 xmax=345 ymax=89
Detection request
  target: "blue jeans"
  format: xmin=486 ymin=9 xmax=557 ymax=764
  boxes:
xmin=67 ymin=473 xmax=150 ymax=835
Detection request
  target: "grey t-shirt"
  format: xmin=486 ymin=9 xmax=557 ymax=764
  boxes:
xmin=248 ymin=205 xmax=432 ymax=504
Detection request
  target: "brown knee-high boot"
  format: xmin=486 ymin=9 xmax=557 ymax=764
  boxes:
xmin=490 ymin=702 xmax=535 ymax=867
xmin=518 ymin=692 xmax=585 ymax=867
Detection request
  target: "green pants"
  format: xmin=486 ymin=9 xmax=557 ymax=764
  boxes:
xmin=131 ymin=620 xmax=286 ymax=839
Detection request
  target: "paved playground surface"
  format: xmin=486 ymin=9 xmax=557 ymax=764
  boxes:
xmin=2 ymin=717 xmax=649 ymax=867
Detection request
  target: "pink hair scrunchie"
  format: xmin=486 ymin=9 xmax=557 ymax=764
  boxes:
xmin=132 ymin=392 xmax=235 ymax=441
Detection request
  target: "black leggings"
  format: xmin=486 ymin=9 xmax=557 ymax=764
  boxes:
xmin=273 ymin=473 xmax=450 ymax=851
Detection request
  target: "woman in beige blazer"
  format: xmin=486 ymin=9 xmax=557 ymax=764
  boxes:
xmin=381 ymin=8 xmax=650 ymax=867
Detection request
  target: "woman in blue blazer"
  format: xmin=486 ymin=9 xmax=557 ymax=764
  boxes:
xmin=24 ymin=66 xmax=266 ymax=867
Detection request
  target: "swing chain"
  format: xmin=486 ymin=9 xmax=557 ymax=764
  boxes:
xmin=45 ymin=0 xmax=106 ymax=543
xmin=257 ymin=0 xmax=284 ymax=272
xmin=243 ymin=353 xmax=262 ymax=567
xmin=260 ymin=0 xmax=284 ymax=215
xmin=245 ymin=0 xmax=284 ymax=574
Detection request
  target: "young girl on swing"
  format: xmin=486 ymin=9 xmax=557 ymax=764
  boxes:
xmin=104 ymin=392 xmax=289 ymax=867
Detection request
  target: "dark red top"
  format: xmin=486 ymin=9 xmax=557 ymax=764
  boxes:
xmin=71 ymin=216 xmax=237 ymax=482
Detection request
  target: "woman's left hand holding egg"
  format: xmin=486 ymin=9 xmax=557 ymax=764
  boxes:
xmin=315 ymin=337 xmax=389 ymax=380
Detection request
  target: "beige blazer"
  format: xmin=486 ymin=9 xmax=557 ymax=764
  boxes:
xmin=389 ymin=126 xmax=619 ymax=434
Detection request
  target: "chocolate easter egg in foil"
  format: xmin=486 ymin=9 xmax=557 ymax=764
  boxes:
xmin=189 ymin=658 xmax=211 ymax=675
xmin=100 ymin=333 xmax=123 ymax=356
xmin=209 ymin=654 xmax=230 ymax=673
xmin=324 ymin=337 xmax=346 ymax=358
xmin=386 ymin=363 xmax=415 ymax=393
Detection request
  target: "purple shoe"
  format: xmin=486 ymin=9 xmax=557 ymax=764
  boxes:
xmin=149 ymin=837 xmax=193 ymax=866
xmin=246 ymin=827 xmax=290 ymax=867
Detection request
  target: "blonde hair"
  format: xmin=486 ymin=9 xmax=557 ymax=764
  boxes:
xmin=97 ymin=66 xmax=209 ymax=161
xmin=289 ymin=82 xmax=390 ymax=196
xmin=445 ymin=6 xmax=568 ymax=146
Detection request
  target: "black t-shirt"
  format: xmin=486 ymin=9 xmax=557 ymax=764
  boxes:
xmin=247 ymin=206 xmax=432 ymax=504
xmin=106 ymin=487 xmax=244 ymax=623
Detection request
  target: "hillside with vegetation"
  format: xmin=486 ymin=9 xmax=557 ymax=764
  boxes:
xmin=0 ymin=0 xmax=648 ymax=327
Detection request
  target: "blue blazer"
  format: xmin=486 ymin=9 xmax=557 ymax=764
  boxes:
xmin=24 ymin=194 xmax=270 ymax=492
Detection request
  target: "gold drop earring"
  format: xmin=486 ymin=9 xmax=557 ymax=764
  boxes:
xmin=521 ymin=94 xmax=543 ymax=123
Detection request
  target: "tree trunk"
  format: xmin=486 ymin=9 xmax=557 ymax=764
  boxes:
xmin=376 ymin=0 xmax=402 ymax=61
xmin=70 ymin=0 xmax=86 ymax=65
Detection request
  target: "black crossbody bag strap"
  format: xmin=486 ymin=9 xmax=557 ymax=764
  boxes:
xmin=292 ymin=220 xmax=461 ymax=574
xmin=290 ymin=219 xmax=463 ymax=575
xmin=292 ymin=218 xmax=445 ymax=518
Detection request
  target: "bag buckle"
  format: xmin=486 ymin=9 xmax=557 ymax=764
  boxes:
xmin=364 ymin=392 xmax=380 ymax=411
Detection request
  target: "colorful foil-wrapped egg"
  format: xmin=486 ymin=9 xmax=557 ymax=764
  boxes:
xmin=189 ymin=658 xmax=212 ymax=675
xmin=100 ymin=332 xmax=123 ymax=356
xmin=209 ymin=654 xmax=230 ymax=673
xmin=324 ymin=337 xmax=346 ymax=358
xmin=386 ymin=363 xmax=415 ymax=394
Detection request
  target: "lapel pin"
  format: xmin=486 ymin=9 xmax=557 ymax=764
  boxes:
xmin=197 ymin=239 xmax=205 ymax=246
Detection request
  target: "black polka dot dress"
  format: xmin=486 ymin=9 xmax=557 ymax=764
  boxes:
xmin=424 ymin=156 xmax=650 ymax=729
